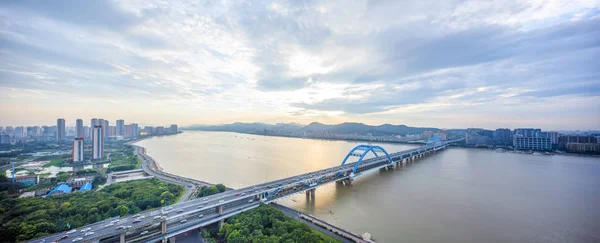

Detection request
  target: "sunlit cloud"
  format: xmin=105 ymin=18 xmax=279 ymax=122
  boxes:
xmin=0 ymin=0 xmax=598 ymax=129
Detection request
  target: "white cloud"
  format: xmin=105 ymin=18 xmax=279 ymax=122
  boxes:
xmin=0 ymin=0 xmax=598 ymax=129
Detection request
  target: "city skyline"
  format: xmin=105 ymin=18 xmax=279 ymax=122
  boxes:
xmin=1 ymin=1 xmax=599 ymax=130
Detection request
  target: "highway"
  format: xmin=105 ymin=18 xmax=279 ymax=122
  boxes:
xmin=30 ymin=139 xmax=461 ymax=243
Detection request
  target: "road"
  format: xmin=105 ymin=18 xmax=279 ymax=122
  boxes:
xmin=133 ymin=145 xmax=210 ymax=202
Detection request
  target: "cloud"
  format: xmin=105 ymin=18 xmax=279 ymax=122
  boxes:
xmin=0 ymin=0 xmax=598 ymax=129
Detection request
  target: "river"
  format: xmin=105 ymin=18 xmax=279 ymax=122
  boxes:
xmin=134 ymin=131 xmax=600 ymax=243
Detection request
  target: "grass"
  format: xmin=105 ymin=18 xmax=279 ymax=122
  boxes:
xmin=311 ymin=228 xmax=342 ymax=243
xmin=42 ymin=158 xmax=64 ymax=167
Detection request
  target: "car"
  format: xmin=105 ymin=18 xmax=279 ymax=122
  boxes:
xmin=202 ymin=198 xmax=208 ymax=201
xmin=56 ymin=235 xmax=69 ymax=241
xmin=219 ymin=200 xmax=224 ymax=203
xmin=115 ymin=226 xmax=125 ymax=231
xmin=133 ymin=214 xmax=141 ymax=218
xmin=235 ymin=193 xmax=240 ymax=196
xmin=248 ymin=199 xmax=253 ymax=203
xmin=83 ymin=232 xmax=94 ymax=236
xmin=104 ymin=223 xmax=114 ymax=228
xmin=153 ymin=216 xmax=162 ymax=220
xmin=71 ymin=238 xmax=83 ymax=242
xmin=133 ymin=219 xmax=141 ymax=223
xmin=267 ymin=186 xmax=272 ymax=188
xmin=197 ymin=205 xmax=203 ymax=208
xmin=166 ymin=207 xmax=173 ymax=210
xmin=140 ymin=231 xmax=149 ymax=235
xmin=198 ymin=214 xmax=204 ymax=218
xmin=180 ymin=219 xmax=187 ymax=223
xmin=177 ymin=209 xmax=184 ymax=213
xmin=111 ymin=219 xmax=120 ymax=223
xmin=66 ymin=230 xmax=76 ymax=234
xmin=241 ymin=192 xmax=245 ymax=196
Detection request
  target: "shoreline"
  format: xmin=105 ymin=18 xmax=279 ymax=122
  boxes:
xmin=182 ymin=129 xmax=600 ymax=157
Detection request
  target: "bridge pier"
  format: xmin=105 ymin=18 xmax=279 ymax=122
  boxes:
xmin=120 ymin=232 xmax=125 ymax=243
xmin=305 ymin=189 xmax=316 ymax=198
xmin=169 ymin=237 xmax=177 ymax=243
xmin=217 ymin=205 xmax=223 ymax=215
xmin=218 ymin=219 xmax=225 ymax=228
xmin=161 ymin=218 xmax=167 ymax=234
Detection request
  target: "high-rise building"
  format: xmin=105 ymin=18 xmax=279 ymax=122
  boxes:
xmin=170 ymin=124 xmax=178 ymax=134
xmin=108 ymin=126 xmax=116 ymax=137
xmin=513 ymin=136 xmax=551 ymax=151
xmin=15 ymin=126 xmax=25 ymax=139
xmin=155 ymin=126 xmax=164 ymax=135
xmin=466 ymin=128 xmax=494 ymax=145
xmin=76 ymin=119 xmax=84 ymax=138
xmin=57 ymin=118 xmax=66 ymax=141
xmin=27 ymin=126 xmax=40 ymax=138
xmin=92 ymin=125 xmax=104 ymax=160
xmin=91 ymin=118 xmax=99 ymax=127
xmin=132 ymin=123 xmax=139 ymax=137
xmin=83 ymin=126 xmax=89 ymax=138
xmin=0 ymin=134 xmax=9 ymax=144
xmin=5 ymin=126 xmax=14 ymax=137
xmin=548 ymin=131 xmax=559 ymax=148
xmin=514 ymin=128 xmax=541 ymax=138
xmin=493 ymin=128 xmax=513 ymax=146
xmin=72 ymin=137 xmax=84 ymax=162
xmin=116 ymin=119 xmax=124 ymax=136
xmin=43 ymin=126 xmax=57 ymax=140
xmin=101 ymin=120 xmax=109 ymax=139
xmin=558 ymin=135 xmax=598 ymax=150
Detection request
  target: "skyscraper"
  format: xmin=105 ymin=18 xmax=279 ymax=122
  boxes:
xmin=92 ymin=125 xmax=104 ymax=160
xmin=73 ymin=137 xmax=84 ymax=162
xmin=76 ymin=119 xmax=84 ymax=138
xmin=116 ymin=119 xmax=124 ymax=136
xmin=91 ymin=118 xmax=99 ymax=127
xmin=57 ymin=118 xmax=65 ymax=141
xmin=101 ymin=120 xmax=109 ymax=139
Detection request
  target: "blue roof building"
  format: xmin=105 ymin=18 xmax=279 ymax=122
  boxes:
xmin=80 ymin=183 xmax=93 ymax=191
xmin=47 ymin=184 xmax=72 ymax=196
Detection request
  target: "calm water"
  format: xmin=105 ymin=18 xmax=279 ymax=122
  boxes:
xmin=135 ymin=131 xmax=600 ymax=243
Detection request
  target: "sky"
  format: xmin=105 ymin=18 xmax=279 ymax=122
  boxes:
xmin=0 ymin=0 xmax=599 ymax=130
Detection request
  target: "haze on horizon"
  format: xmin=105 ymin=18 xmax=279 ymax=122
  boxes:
xmin=0 ymin=0 xmax=599 ymax=130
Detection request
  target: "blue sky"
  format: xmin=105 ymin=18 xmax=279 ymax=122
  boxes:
xmin=0 ymin=0 xmax=599 ymax=130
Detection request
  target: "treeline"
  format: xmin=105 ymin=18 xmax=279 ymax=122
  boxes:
xmin=0 ymin=178 xmax=183 ymax=242
xmin=106 ymin=164 xmax=138 ymax=173
xmin=196 ymin=184 xmax=227 ymax=198
xmin=217 ymin=204 xmax=339 ymax=243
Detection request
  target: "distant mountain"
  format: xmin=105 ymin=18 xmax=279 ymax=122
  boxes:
xmin=184 ymin=121 xmax=440 ymax=136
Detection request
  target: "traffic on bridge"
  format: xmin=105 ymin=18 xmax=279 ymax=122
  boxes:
xmin=30 ymin=137 xmax=463 ymax=243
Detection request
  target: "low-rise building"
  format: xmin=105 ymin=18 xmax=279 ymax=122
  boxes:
xmin=48 ymin=184 xmax=72 ymax=196
xmin=15 ymin=175 xmax=39 ymax=187
xmin=66 ymin=176 xmax=93 ymax=187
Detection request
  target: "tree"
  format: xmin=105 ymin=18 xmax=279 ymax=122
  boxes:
xmin=116 ymin=205 xmax=128 ymax=216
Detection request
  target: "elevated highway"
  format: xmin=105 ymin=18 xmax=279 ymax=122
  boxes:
xmin=30 ymin=137 xmax=463 ymax=243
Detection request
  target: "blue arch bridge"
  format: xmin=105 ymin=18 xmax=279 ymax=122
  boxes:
xmin=30 ymin=137 xmax=463 ymax=243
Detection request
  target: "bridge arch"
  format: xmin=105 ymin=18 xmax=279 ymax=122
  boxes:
xmin=426 ymin=136 xmax=443 ymax=147
xmin=340 ymin=145 xmax=393 ymax=176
